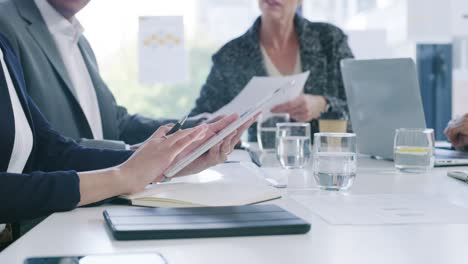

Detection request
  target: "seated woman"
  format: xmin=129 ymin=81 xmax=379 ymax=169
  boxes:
xmin=190 ymin=0 xmax=354 ymax=140
xmin=0 ymin=33 xmax=255 ymax=247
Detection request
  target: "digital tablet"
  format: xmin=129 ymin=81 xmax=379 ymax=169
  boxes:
xmin=163 ymin=80 xmax=296 ymax=178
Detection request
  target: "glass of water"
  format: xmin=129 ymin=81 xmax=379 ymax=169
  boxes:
xmin=276 ymin=122 xmax=311 ymax=169
xmin=394 ymin=128 xmax=435 ymax=173
xmin=257 ymin=113 xmax=290 ymax=152
xmin=312 ymin=133 xmax=357 ymax=191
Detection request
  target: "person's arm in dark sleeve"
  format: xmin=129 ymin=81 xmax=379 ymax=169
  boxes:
xmin=0 ymin=170 xmax=80 ymax=223
xmin=322 ymin=27 xmax=354 ymax=121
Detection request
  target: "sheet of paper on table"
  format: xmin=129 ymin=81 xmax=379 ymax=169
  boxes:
xmin=292 ymin=193 xmax=468 ymax=225
xmin=138 ymin=16 xmax=188 ymax=84
xmin=211 ymin=71 xmax=310 ymax=119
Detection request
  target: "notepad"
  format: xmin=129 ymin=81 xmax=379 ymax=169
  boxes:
xmin=120 ymin=163 xmax=281 ymax=207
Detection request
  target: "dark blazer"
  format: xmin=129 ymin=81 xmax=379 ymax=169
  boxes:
xmin=0 ymin=0 xmax=193 ymax=149
xmin=190 ymin=15 xmax=354 ymax=140
xmin=0 ymin=34 xmax=132 ymax=224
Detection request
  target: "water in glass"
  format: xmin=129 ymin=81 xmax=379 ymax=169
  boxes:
xmin=394 ymin=146 xmax=434 ymax=172
xmin=313 ymin=152 xmax=357 ymax=190
xmin=312 ymin=133 xmax=357 ymax=191
xmin=393 ymin=128 xmax=435 ymax=173
xmin=276 ymin=135 xmax=311 ymax=169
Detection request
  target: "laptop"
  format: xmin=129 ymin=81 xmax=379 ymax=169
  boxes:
xmin=340 ymin=58 xmax=468 ymax=167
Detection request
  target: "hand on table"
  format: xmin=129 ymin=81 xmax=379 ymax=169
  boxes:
xmin=270 ymin=94 xmax=327 ymax=122
xmin=444 ymin=114 xmax=468 ymax=149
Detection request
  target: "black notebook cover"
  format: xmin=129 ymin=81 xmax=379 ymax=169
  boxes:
xmin=103 ymin=204 xmax=311 ymax=240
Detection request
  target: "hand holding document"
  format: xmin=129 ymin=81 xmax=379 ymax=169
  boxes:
xmin=210 ymin=71 xmax=310 ymax=119
xmin=164 ymin=74 xmax=309 ymax=178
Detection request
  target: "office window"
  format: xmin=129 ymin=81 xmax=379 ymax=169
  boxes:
xmin=78 ymin=0 xmax=259 ymax=119
xmin=78 ymin=0 xmax=389 ymax=119
xmin=357 ymin=0 xmax=377 ymax=12
xmin=79 ymin=1 xmax=466 ymax=120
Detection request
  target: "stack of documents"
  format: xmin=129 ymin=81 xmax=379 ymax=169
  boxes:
xmin=121 ymin=163 xmax=280 ymax=207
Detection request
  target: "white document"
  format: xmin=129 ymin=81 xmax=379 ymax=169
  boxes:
xmin=124 ymin=163 xmax=280 ymax=207
xmin=292 ymin=194 xmax=468 ymax=225
xmin=138 ymin=16 xmax=188 ymax=84
xmin=211 ymin=72 xmax=310 ymax=118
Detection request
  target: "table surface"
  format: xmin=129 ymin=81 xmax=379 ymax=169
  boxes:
xmin=2 ymin=152 xmax=468 ymax=264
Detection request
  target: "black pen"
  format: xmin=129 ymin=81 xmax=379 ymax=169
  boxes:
xmin=166 ymin=115 xmax=188 ymax=135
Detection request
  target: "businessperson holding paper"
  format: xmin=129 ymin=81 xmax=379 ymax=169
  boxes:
xmin=190 ymin=0 xmax=354 ymax=140
xmin=0 ymin=33 xmax=256 ymax=248
xmin=0 ymin=0 xmax=209 ymax=151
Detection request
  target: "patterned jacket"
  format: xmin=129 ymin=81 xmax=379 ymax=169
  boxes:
xmin=190 ymin=15 xmax=354 ymax=140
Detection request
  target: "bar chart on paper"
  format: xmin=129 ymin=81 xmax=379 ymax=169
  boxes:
xmin=138 ymin=16 xmax=188 ymax=84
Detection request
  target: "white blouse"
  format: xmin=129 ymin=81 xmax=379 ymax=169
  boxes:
xmin=0 ymin=49 xmax=34 ymax=233
xmin=260 ymin=45 xmax=302 ymax=76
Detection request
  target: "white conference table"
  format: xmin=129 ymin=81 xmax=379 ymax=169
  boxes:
xmin=2 ymin=152 xmax=468 ymax=264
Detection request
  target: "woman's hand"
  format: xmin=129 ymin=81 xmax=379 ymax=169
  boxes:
xmin=77 ymin=114 xmax=257 ymax=205
xmin=165 ymin=113 xmax=259 ymax=178
xmin=118 ymin=124 xmax=208 ymax=193
xmin=271 ymin=94 xmax=327 ymax=122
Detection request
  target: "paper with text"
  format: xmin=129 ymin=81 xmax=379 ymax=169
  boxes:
xmin=138 ymin=16 xmax=188 ymax=84
xmin=292 ymin=194 xmax=468 ymax=225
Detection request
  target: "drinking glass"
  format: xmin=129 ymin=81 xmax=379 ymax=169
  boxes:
xmin=276 ymin=123 xmax=311 ymax=169
xmin=394 ymin=128 xmax=435 ymax=173
xmin=257 ymin=113 xmax=290 ymax=152
xmin=312 ymin=133 xmax=357 ymax=191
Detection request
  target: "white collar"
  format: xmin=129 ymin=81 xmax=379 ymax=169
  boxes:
xmin=34 ymin=0 xmax=84 ymax=43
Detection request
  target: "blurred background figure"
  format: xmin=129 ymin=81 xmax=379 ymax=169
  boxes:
xmin=189 ymin=0 xmax=353 ymax=141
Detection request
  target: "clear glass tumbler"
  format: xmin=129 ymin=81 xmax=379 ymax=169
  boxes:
xmin=312 ymin=133 xmax=357 ymax=191
xmin=276 ymin=122 xmax=311 ymax=169
xmin=257 ymin=113 xmax=290 ymax=152
xmin=394 ymin=128 xmax=435 ymax=173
